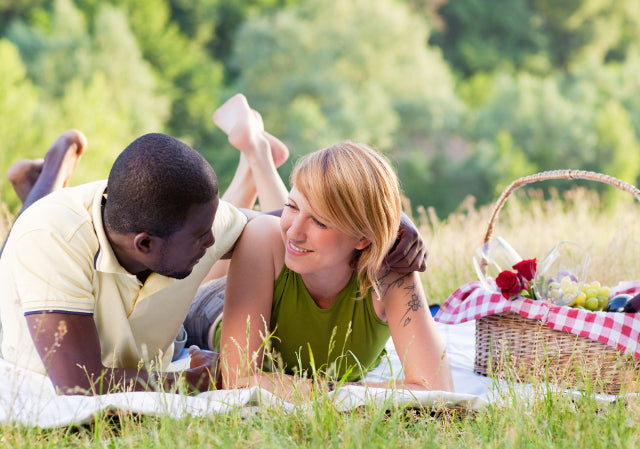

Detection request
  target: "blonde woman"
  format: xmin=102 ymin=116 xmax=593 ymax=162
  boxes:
xmin=215 ymin=141 xmax=453 ymax=401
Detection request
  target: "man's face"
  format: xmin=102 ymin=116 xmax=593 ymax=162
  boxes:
xmin=152 ymin=197 xmax=218 ymax=279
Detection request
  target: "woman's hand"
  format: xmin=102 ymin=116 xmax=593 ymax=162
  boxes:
xmin=383 ymin=213 xmax=427 ymax=274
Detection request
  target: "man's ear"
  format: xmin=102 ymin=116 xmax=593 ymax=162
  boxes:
xmin=133 ymin=232 xmax=158 ymax=254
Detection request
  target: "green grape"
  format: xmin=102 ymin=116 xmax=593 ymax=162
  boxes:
xmin=584 ymin=297 xmax=599 ymax=311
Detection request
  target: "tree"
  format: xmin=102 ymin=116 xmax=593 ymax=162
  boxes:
xmin=432 ymin=0 xmax=640 ymax=77
xmin=3 ymin=0 xmax=172 ymax=200
xmin=231 ymin=0 xmax=462 ymax=158
xmin=0 ymin=39 xmax=42 ymax=211
xmin=430 ymin=0 xmax=547 ymax=76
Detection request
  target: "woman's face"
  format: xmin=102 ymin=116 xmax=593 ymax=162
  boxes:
xmin=280 ymin=187 xmax=369 ymax=278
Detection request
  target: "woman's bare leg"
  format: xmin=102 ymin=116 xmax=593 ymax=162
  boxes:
xmin=214 ymin=94 xmax=289 ymax=212
xmin=203 ymin=95 xmax=289 ymax=283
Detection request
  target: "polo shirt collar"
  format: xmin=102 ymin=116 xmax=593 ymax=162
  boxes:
xmin=91 ymin=182 xmax=132 ymax=276
xmin=90 ymin=182 xmax=177 ymax=293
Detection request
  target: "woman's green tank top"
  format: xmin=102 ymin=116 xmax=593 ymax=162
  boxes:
xmin=266 ymin=265 xmax=390 ymax=381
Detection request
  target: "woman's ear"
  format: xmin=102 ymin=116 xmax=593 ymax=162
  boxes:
xmin=355 ymin=238 xmax=371 ymax=251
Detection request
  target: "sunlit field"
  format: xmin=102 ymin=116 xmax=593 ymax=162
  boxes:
xmin=2 ymin=187 xmax=640 ymax=447
xmin=418 ymin=186 xmax=640 ymax=305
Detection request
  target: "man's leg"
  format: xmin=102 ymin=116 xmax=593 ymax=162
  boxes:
xmin=2 ymin=129 xmax=87 ymax=257
xmin=7 ymin=129 xmax=87 ymax=214
xmin=183 ymin=277 xmax=227 ymax=351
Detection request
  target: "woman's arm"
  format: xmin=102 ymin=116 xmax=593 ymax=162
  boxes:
xmin=218 ymin=215 xmax=317 ymax=402
xmin=368 ymin=271 xmax=454 ymax=392
xmin=218 ymin=215 xmax=279 ymax=387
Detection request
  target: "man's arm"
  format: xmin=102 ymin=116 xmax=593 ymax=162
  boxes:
xmin=382 ymin=212 xmax=427 ymax=274
xmin=25 ymin=312 xmax=214 ymax=395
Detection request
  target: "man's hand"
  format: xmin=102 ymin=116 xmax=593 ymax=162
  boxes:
xmin=186 ymin=346 xmax=219 ymax=391
xmin=383 ymin=213 xmax=427 ymax=274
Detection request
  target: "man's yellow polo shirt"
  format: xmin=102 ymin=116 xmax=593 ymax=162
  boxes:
xmin=0 ymin=180 xmax=247 ymax=375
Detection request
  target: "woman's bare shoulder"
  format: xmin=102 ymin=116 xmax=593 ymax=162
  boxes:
xmin=244 ymin=214 xmax=281 ymax=238
xmin=240 ymin=213 xmax=285 ymax=272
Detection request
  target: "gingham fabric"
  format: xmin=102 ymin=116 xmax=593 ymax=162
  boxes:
xmin=435 ymin=280 xmax=640 ymax=358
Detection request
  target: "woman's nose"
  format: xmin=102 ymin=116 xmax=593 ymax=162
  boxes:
xmin=287 ymin=216 xmax=306 ymax=240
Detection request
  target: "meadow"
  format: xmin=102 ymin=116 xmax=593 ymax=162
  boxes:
xmin=2 ymin=185 xmax=640 ymax=447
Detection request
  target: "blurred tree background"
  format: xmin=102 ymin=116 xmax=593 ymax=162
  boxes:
xmin=1 ymin=0 xmax=640 ymax=217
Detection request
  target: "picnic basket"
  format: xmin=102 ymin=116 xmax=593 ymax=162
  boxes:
xmin=474 ymin=169 xmax=640 ymax=395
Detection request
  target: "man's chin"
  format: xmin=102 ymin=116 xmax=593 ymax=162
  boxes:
xmin=160 ymin=269 xmax=192 ymax=280
xmin=171 ymin=270 xmax=192 ymax=280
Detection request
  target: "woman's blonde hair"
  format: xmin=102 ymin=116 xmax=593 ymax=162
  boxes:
xmin=290 ymin=141 xmax=402 ymax=298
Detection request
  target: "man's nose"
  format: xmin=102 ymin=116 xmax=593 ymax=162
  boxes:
xmin=203 ymin=230 xmax=215 ymax=248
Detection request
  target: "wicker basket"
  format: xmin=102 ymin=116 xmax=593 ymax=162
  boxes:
xmin=474 ymin=169 xmax=640 ymax=395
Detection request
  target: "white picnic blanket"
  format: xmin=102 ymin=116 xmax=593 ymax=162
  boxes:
xmin=0 ymin=321 xmax=619 ymax=427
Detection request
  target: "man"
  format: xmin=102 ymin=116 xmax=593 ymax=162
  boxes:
xmin=0 ymin=130 xmax=246 ymax=394
xmin=0 ymin=95 xmax=427 ymax=395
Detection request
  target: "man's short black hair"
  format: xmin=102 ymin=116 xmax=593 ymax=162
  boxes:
xmin=104 ymin=133 xmax=219 ymax=238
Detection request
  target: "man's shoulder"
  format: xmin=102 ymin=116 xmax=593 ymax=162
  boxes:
xmin=10 ymin=181 xmax=106 ymax=244
xmin=213 ymin=200 xmax=248 ymax=230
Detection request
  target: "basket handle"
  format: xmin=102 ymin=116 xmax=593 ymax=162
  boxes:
xmin=479 ymin=169 xmax=640 ymax=276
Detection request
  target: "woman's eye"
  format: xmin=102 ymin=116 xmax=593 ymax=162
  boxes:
xmin=313 ymin=218 xmax=327 ymax=228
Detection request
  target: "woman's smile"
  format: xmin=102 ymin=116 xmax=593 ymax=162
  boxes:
xmin=287 ymin=241 xmax=312 ymax=254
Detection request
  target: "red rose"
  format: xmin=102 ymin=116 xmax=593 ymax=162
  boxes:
xmin=495 ymin=270 xmax=522 ymax=299
xmin=512 ymin=258 xmax=537 ymax=281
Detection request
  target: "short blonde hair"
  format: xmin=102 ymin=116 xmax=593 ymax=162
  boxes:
xmin=290 ymin=141 xmax=402 ymax=298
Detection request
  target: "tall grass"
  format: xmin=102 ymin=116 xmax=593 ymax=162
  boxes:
xmin=3 ymin=188 xmax=640 ymax=447
xmin=417 ymin=186 xmax=640 ymax=304
xmin=0 ymin=202 xmax=12 ymax=244
xmin=1 ymin=390 xmax=639 ymax=447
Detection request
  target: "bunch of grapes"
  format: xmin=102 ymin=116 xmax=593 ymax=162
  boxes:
xmin=570 ymin=281 xmax=610 ymax=311
xmin=546 ymin=278 xmax=610 ymax=311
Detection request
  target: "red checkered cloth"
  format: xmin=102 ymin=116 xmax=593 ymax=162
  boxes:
xmin=435 ymin=280 xmax=640 ymax=358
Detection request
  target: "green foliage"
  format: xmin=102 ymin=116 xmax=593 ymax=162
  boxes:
xmin=230 ymin=0 xmax=462 ymax=196
xmin=0 ymin=38 xmax=41 ymax=210
xmin=0 ymin=0 xmax=172 ymax=212
xmin=433 ymin=0 xmax=640 ymax=76
xmin=1 ymin=0 xmax=640 ymax=217
xmin=431 ymin=0 xmax=548 ymax=76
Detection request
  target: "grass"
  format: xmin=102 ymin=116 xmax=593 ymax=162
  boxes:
xmin=3 ymin=185 xmax=640 ymax=447
xmin=1 ymin=393 xmax=640 ymax=448
xmin=417 ymin=186 xmax=640 ymax=304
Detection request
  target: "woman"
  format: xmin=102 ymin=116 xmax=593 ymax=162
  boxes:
xmin=216 ymin=140 xmax=453 ymax=401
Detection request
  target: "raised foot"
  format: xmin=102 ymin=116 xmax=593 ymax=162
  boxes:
xmin=213 ymin=94 xmax=289 ymax=168
xmin=6 ymin=159 xmax=44 ymax=203
xmin=7 ymin=129 xmax=87 ymax=203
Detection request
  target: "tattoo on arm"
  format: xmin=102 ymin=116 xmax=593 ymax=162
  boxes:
xmin=377 ymin=273 xmax=424 ymax=327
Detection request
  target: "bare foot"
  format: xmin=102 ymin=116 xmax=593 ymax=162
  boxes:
xmin=249 ymin=109 xmax=289 ymax=168
xmin=213 ymin=94 xmax=289 ymax=167
xmin=263 ymin=132 xmax=289 ymax=168
xmin=8 ymin=129 xmax=87 ymax=206
xmin=213 ymin=93 xmax=251 ymax=135
xmin=7 ymin=159 xmax=44 ymax=203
